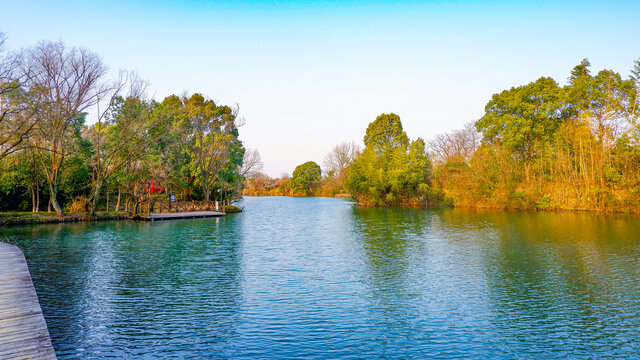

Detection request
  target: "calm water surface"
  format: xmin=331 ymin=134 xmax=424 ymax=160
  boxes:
xmin=4 ymin=196 xmax=640 ymax=358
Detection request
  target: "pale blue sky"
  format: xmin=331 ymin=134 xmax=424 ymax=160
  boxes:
xmin=2 ymin=0 xmax=639 ymax=176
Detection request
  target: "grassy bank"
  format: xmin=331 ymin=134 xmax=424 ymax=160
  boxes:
xmin=0 ymin=211 xmax=132 ymax=226
xmin=224 ymin=205 xmax=243 ymax=213
xmin=1 ymin=207 xmax=245 ymax=226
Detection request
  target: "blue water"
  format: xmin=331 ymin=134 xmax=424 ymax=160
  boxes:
xmin=4 ymin=196 xmax=640 ymax=358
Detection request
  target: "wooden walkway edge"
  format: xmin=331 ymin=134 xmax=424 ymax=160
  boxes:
xmin=0 ymin=243 xmax=57 ymax=359
xmin=138 ymin=211 xmax=226 ymax=221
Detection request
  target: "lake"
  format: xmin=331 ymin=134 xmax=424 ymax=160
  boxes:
xmin=3 ymin=196 xmax=640 ymax=358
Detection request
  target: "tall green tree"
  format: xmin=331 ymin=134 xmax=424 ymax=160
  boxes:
xmin=566 ymin=58 xmax=592 ymax=116
xmin=290 ymin=161 xmax=322 ymax=195
xmin=347 ymin=113 xmax=433 ymax=206
xmin=364 ymin=113 xmax=409 ymax=151
xmin=215 ymin=124 xmax=245 ymax=202
xmin=476 ymin=77 xmax=567 ymax=181
xmin=168 ymin=93 xmax=242 ymax=202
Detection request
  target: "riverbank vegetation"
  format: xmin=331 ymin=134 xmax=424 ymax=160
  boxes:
xmin=432 ymin=59 xmax=640 ymax=213
xmin=0 ymin=211 xmax=130 ymax=226
xmin=243 ymin=144 xmax=358 ymax=197
xmin=345 ymin=113 xmax=441 ymax=206
xmin=245 ymin=58 xmax=640 ymax=213
xmin=2 ymin=29 xmax=639 ymax=214
xmin=0 ymin=34 xmax=251 ymax=216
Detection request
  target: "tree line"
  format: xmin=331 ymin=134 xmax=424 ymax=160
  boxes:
xmin=3 ymin=31 xmax=637 ymax=214
xmin=244 ymin=113 xmax=438 ymax=205
xmin=246 ymin=58 xmax=640 ymax=212
xmin=0 ymin=34 xmax=253 ymax=216
xmin=434 ymin=58 xmax=640 ymax=212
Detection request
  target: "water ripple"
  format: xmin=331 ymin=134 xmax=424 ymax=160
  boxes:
xmin=3 ymin=197 xmax=640 ymax=358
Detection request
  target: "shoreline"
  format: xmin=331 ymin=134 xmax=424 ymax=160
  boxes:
xmin=0 ymin=205 xmax=243 ymax=227
xmin=2 ymin=198 xmax=637 ymax=227
xmin=244 ymin=194 xmax=640 ymax=215
xmin=0 ymin=212 xmax=132 ymax=227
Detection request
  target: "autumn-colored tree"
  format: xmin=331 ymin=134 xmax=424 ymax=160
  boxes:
xmin=434 ymin=59 xmax=640 ymax=212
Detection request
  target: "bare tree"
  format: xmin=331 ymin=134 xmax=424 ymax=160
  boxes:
xmin=582 ymin=70 xmax=634 ymax=149
xmin=323 ymin=141 xmax=360 ymax=182
xmin=19 ymin=41 xmax=109 ymax=215
xmin=0 ymin=32 xmax=35 ymax=160
xmin=240 ymin=148 xmax=264 ymax=178
xmin=629 ymin=58 xmax=640 ymax=121
xmin=428 ymin=122 xmax=481 ymax=164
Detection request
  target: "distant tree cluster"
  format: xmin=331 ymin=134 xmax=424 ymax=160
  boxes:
xmin=246 ymin=57 xmax=640 ymax=212
xmin=345 ymin=113 xmax=438 ymax=206
xmin=290 ymin=161 xmax=322 ymax=195
xmin=243 ymin=114 xmax=440 ymax=205
xmin=432 ymin=58 xmax=640 ymax=212
xmin=0 ymin=34 xmax=249 ymax=215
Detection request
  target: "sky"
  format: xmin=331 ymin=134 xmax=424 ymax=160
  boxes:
xmin=2 ymin=0 xmax=639 ymax=177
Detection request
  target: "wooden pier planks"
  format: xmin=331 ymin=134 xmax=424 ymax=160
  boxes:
xmin=0 ymin=243 xmax=57 ymax=360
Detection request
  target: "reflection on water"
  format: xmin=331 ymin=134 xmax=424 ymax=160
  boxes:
xmin=4 ymin=198 xmax=640 ymax=358
xmin=6 ymin=218 xmax=243 ymax=358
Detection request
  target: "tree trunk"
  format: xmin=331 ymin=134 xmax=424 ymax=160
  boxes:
xmin=49 ymin=183 xmax=64 ymax=216
xmin=106 ymin=185 xmax=110 ymax=212
xmin=35 ymin=185 xmax=40 ymax=213
xmin=115 ymin=189 xmax=121 ymax=211
xmin=31 ymin=187 xmax=37 ymax=213
xmin=89 ymin=182 xmax=102 ymax=216
xmin=132 ymin=198 xmax=140 ymax=217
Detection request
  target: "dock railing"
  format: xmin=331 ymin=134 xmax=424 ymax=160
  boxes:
xmin=142 ymin=199 xmax=226 ymax=216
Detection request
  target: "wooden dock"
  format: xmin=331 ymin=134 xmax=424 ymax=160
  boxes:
xmin=0 ymin=243 xmax=57 ymax=359
xmin=139 ymin=211 xmax=226 ymax=221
